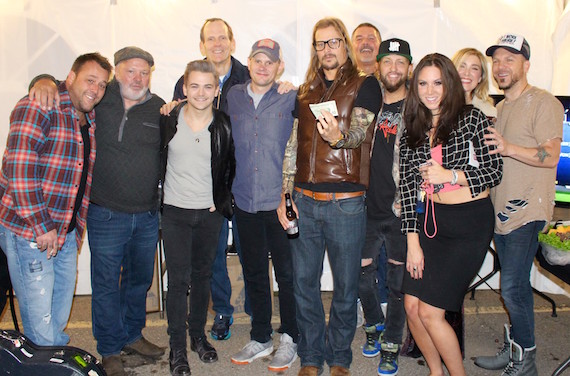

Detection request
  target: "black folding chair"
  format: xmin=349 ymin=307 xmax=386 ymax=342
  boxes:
xmin=0 ymin=248 xmax=19 ymax=331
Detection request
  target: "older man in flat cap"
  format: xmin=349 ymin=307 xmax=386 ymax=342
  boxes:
xmin=29 ymin=46 xmax=167 ymax=376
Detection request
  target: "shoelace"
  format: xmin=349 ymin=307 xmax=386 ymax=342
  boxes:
xmin=423 ymin=184 xmax=437 ymax=238
xmin=275 ymin=341 xmax=296 ymax=357
xmin=380 ymin=349 xmax=397 ymax=364
xmin=496 ymin=343 xmax=509 ymax=356
xmin=502 ymin=359 xmax=522 ymax=376
xmin=365 ymin=330 xmax=379 ymax=347
xmin=245 ymin=341 xmax=267 ymax=352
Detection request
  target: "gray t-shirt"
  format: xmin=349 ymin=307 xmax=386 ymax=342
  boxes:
xmin=490 ymin=86 xmax=563 ymax=235
xmin=247 ymin=84 xmax=264 ymax=109
xmin=163 ymin=111 xmax=214 ymax=209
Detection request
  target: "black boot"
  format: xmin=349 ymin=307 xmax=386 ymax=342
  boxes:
xmin=190 ymin=335 xmax=218 ymax=363
xmin=169 ymin=348 xmax=191 ymax=376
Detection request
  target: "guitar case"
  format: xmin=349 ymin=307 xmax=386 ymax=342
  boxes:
xmin=0 ymin=329 xmax=106 ymax=375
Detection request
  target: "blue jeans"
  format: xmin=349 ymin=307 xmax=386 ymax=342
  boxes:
xmin=0 ymin=225 xmax=77 ymax=346
xmin=495 ymin=220 xmax=545 ymax=349
xmin=210 ymin=217 xmax=251 ymax=317
xmin=291 ymin=191 xmax=366 ymax=369
xmin=87 ymin=203 xmax=159 ymax=356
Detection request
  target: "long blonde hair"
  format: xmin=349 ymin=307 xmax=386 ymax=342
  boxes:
xmin=298 ymin=17 xmax=357 ymax=99
xmin=452 ymin=48 xmax=493 ymax=106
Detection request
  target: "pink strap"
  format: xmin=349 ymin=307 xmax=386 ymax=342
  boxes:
xmin=423 ymin=184 xmax=437 ymax=238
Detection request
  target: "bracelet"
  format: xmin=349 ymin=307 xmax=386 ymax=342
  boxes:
xmin=450 ymin=169 xmax=458 ymax=185
xmin=329 ymin=132 xmax=345 ymax=148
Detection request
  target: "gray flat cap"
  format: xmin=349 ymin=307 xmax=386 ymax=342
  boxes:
xmin=114 ymin=46 xmax=154 ymax=67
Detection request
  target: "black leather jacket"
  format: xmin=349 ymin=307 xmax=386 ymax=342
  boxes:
xmin=160 ymin=103 xmax=235 ymax=219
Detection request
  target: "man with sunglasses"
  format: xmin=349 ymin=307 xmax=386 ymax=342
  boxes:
xmin=278 ymin=17 xmax=381 ymax=376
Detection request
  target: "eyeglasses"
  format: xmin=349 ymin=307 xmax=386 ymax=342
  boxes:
xmin=313 ymin=38 xmax=344 ymax=51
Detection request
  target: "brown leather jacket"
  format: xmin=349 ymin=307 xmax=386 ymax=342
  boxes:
xmin=296 ymin=62 xmax=373 ymax=188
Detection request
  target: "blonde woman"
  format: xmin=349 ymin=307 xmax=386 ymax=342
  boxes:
xmin=452 ymin=48 xmax=497 ymax=119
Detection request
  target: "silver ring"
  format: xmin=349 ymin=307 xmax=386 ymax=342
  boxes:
xmin=413 ymin=267 xmax=417 ymax=271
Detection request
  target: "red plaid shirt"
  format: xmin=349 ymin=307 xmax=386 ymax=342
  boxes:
xmin=0 ymin=82 xmax=96 ymax=248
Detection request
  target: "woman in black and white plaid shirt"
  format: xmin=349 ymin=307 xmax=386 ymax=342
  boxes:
xmin=398 ymin=53 xmax=502 ymax=376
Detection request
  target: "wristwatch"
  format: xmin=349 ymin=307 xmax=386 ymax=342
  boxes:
xmin=450 ymin=169 xmax=458 ymax=185
xmin=330 ymin=132 xmax=346 ymax=149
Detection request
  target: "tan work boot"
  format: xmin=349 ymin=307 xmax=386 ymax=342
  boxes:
xmin=298 ymin=365 xmax=322 ymax=376
xmin=102 ymin=355 xmax=126 ymax=376
xmin=122 ymin=336 xmax=165 ymax=359
xmin=330 ymin=365 xmax=350 ymax=376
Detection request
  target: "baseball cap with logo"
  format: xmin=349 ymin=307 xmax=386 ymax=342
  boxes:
xmin=376 ymin=38 xmax=412 ymax=63
xmin=249 ymin=39 xmax=281 ymax=62
xmin=486 ymin=34 xmax=530 ymax=60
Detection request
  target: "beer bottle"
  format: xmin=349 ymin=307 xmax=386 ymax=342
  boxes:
xmin=285 ymin=193 xmax=299 ymax=239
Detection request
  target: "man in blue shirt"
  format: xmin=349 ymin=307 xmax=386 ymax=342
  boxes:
xmin=227 ymin=39 xmax=298 ymax=372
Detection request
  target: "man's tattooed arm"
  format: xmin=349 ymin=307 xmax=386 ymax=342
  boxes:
xmin=535 ymin=146 xmax=551 ymax=164
xmin=282 ymin=118 xmax=299 ymax=194
xmin=337 ymin=107 xmax=375 ymax=149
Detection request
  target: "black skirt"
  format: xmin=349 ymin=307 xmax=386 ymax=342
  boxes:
xmin=402 ymin=197 xmax=494 ymax=312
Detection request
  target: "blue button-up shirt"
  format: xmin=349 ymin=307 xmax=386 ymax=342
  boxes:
xmin=227 ymin=81 xmax=296 ymax=213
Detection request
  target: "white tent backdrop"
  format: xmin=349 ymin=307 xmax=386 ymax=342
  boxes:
xmin=1 ymin=0 xmax=569 ymax=295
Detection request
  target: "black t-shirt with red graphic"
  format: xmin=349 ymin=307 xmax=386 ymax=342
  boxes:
xmin=367 ymin=99 xmax=405 ymax=220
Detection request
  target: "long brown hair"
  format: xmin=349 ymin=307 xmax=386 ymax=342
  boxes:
xmin=298 ymin=17 xmax=357 ymax=99
xmin=404 ymin=53 xmax=466 ymax=148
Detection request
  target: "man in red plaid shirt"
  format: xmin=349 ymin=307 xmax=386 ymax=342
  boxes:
xmin=0 ymin=52 xmax=111 ymax=346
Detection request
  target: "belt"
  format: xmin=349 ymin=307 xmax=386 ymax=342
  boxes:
xmin=294 ymin=187 xmax=365 ymax=201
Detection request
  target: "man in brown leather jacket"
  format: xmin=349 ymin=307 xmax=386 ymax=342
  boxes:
xmin=277 ymin=17 xmax=381 ymax=376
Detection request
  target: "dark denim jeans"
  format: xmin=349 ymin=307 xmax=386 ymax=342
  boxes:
xmin=291 ymin=191 xmax=365 ymax=369
xmin=359 ymin=215 xmax=407 ymax=344
xmin=87 ymin=203 xmax=159 ymax=356
xmin=210 ymin=217 xmax=251 ymax=317
xmin=376 ymin=244 xmax=388 ymax=304
xmin=234 ymin=206 xmax=298 ymax=343
xmin=162 ymin=205 xmax=223 ymax=348
xmin=495 ymin=220 xmax=545 ymax=349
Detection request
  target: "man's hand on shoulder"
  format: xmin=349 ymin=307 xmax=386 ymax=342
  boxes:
xmin=29 ymin=78 xmax=60 ymax=111
xmin=276 ymin=80 xmax=297 ymax=94
xmin=160 ymin=99 xmax=183 ymax=116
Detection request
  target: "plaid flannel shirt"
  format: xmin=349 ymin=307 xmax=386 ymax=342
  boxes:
xmin=399 ymin=106 xmax=503 ymax=233
xmin=0 ymin=82 xmax=96 ymax=247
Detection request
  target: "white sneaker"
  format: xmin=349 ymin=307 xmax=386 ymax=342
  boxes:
xmin=268 ymin=333 xmax=298 ymax=372
xmin=231 ymin=339 xmax=273 ymax=365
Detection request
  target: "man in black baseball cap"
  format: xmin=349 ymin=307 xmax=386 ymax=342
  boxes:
xmin=357 ymin=37 xmax=413 ymax=376
xmin=376 ymin=38 xmax=412 ymax=63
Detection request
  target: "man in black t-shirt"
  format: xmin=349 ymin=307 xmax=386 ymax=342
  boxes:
xmin=358 ymin=38 xmax=413 ymax=376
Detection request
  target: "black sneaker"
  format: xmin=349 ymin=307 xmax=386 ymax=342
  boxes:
xmin=210 ymin=314 xmax=233 ymax=340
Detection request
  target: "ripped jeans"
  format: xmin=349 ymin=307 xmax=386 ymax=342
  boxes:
xmin=0 ymin=224 xmax=77 ymax=346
